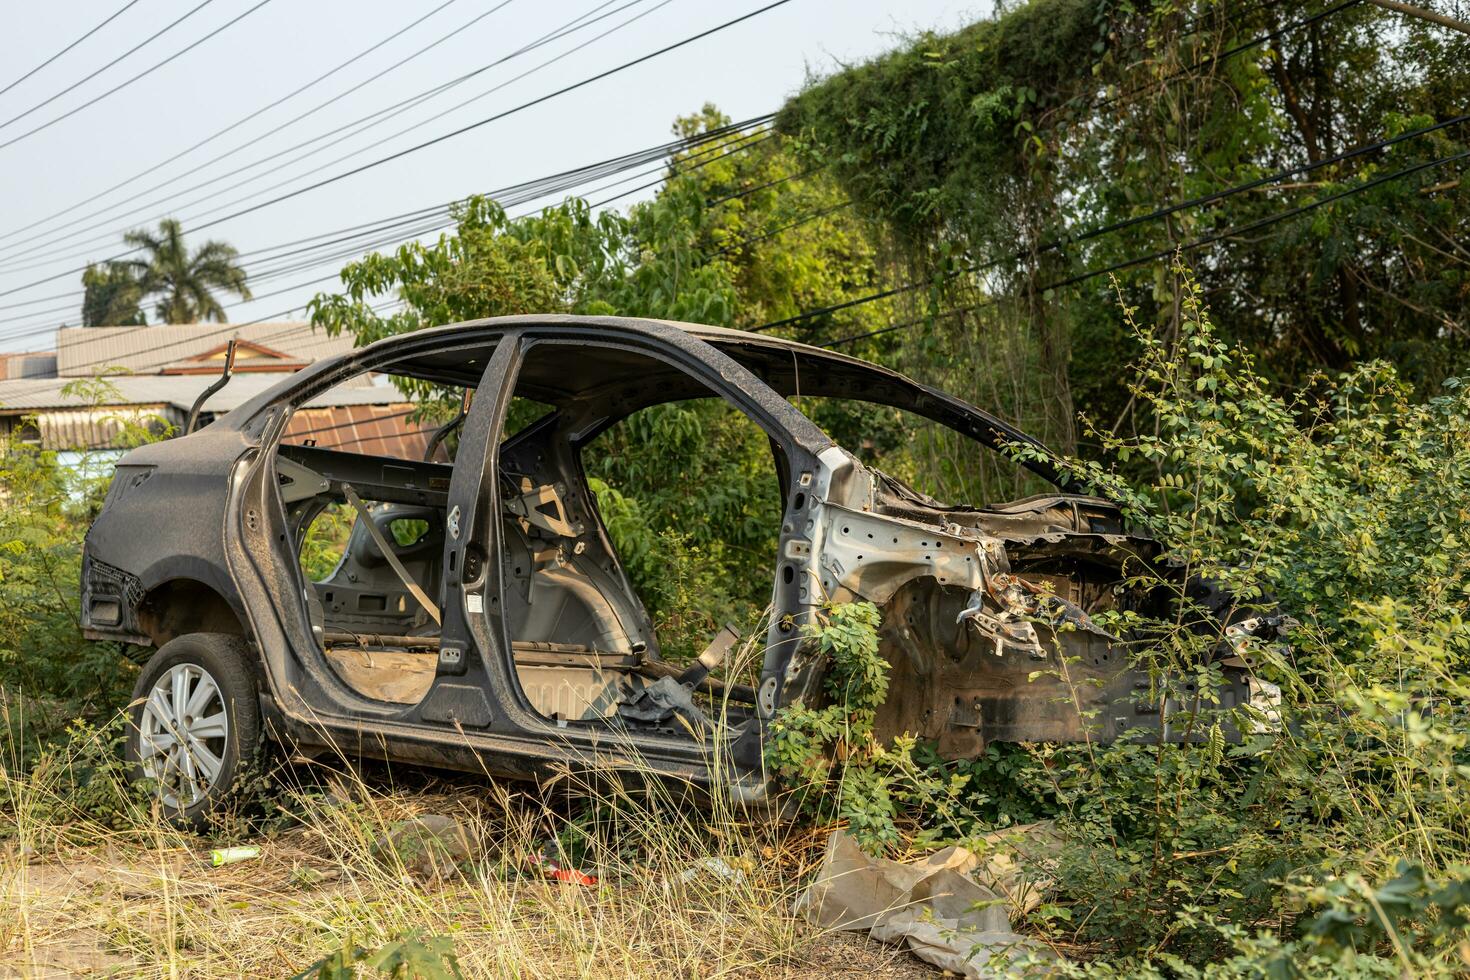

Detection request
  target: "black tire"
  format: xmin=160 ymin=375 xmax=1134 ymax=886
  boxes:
xmin=124 ymin=632 xmax=262 ymax=828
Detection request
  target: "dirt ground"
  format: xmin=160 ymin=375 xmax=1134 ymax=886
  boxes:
xmin=2 ymin=796 xmax=944 ymax=979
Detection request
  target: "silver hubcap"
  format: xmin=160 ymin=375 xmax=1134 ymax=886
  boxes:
xmin=137 ymin=663 xmax=229 ymax=809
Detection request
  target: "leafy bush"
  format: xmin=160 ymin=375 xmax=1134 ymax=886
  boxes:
xmin=766 ymin=602 xmax=979 ymax=852
xmin=998 ymin=266 xmax=1470 ymax=970
xmin=291 ymin=929 xmax=464 ymax=980
xmin=767 ymin=267 xmax=1470 ymax=972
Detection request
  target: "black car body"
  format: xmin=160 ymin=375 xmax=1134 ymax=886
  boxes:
xmin=82 ymin=316 xmax=1266 ymax=815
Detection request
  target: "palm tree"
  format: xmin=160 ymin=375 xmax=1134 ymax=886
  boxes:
xmin=122 ymin=218 xmax=251 ymax=323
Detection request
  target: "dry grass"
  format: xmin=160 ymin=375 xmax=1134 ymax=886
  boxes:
xmin=0 ymin=727 xmax=939 ymax=979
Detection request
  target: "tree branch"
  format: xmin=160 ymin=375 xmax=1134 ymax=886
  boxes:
xmin=1369 ymin=0 xmax=1470 ymax=38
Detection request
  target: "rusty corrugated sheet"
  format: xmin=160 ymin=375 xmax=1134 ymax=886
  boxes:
xmin=281 ymin=404 xmax=438 ymax=459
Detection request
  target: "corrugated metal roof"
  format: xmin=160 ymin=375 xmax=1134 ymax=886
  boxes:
xmin=282 ymin=404 xmax=438 ymax=458
xmin=0 ymin=352 xmax=58 ymax=379
xmin=32 ymin=406 xmax=181 ymax=451
xmin=55 ymin=322 xmax=356 ymax=376
xmin=0 ymin=374 xmax=407 ymax=413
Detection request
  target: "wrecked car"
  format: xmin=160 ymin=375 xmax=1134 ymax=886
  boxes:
xmin=81 ymin=315 xmax=1269 ymax=822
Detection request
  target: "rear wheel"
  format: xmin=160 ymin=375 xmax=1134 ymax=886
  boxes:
xmin=125 ymin=632 xmax=261 ymax=827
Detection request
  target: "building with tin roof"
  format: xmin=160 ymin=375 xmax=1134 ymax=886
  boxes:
xmin=0 ymin=323 xmax=436 ymax=461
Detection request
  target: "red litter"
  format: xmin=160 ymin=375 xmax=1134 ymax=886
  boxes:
xmin=528 ymin=849 xmax=597 ymax=886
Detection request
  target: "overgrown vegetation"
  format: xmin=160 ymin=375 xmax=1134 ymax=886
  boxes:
xmin=759 ymin=266 xmax=1470 ymax=973
xmin=7 ymin=0 xmax=1470 ymax=973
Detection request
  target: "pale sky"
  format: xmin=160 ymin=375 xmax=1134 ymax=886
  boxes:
xmin=0 ymin=0 xmax=986 ymax=352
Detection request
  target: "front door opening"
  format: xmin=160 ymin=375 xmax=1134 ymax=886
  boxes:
xmin=485 ymin=339 xmax=782 ymax=735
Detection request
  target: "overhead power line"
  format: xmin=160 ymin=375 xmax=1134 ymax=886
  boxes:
xmin=0 ymin=117 xmax=775 ymax=369
xmin=0 ymin=0 xmax=218 ymax=132
xmin=0 ymin=0 xmax=280 ymax=152
xmin=0 ymin=0 xmax=147 ymax=99
xmin=0 ymin=0 xmax=552 ymax=264
xmin=752 ymin=111 xmax=1470 ymax=335
xmin=0 ymin=115 xmax=772 ymax=333
xmin=0 ymin=0 xmax=278 ymax=151
xmin=15 ymin=142 xmax=1459 ymax=421
xmin=0 ymin=0 xmax=469 ymax=247
xmin=0 ymin=0 xmax=666 ymax=274
xmin=819 ymin=145 xmax=1470 ymax=350
xmin=0 ymin=0 xmax=795 ymax=301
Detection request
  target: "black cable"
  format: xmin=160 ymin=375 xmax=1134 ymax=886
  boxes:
xmin=76 ymin=0 xmax=677 ymax=268
xmin=0 ymin=0 xmax=1342 ymax=280
xmin=0 ymin=0 xmax=218 ymax=132
xmin=0 ymin=0 xmax=279 ymax=151
xmin=25 ymin=141 xmax=1454 ymax=408
xmin=0 ymin=0 xmax=555 ymax=267
xmin=1 ymin=0 xmax=1346 ymax=282
xmin=820 ymin=144 xmax=1470 ymax=350
xmin=0 ymin=119 xmax=775 ymax=362
xmin=753 ymin=111 xmax=1470 ymax=334
xmin=0 ymin=0 xmax=147 ymax=99
xmin=0 ymin=116 xmax=773 ymax=332
xmin=0 ymin=0 xmax=641 ymax=268
xmin=243 ymin=128 xmax=774 ymax=281
xmin=0 ymin=0 xmax=794 ymax=300
xmin=0 ymin=0 xmax=468 ymax=247
xmin=170 ymin=129 xmax=772 ymax=290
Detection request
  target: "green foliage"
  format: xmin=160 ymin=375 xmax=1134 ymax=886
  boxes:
xmin=81 ymin=262 xmax=145 ymax=326
xmin=760 ymin=268 xmax=1470 ymax=970
xmin=0 ymin=379 xmax=168 ymax=752
xmin=584 ymin=400 xmax=779 ymax=659
xmin=0 ymin=437 xmax=134 ymax=723
xmin=0 ymin=712 xmax=156 ymax=834
xmin=292 ymin=929 xmax=465 ymax=980
xmin=299 ymin=503 xmax=354 ymax=583
xmin=777 ymin=0 xmax=1470 ymax=474
xmin=766 ymin=602 xmax=977 ymax=853
xmin=993 ymin=268 xmax=1470 ymax=970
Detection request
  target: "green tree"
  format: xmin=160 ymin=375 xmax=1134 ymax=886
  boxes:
xmin=80 ymin=262 xmax=145 ymax=326
xmin=778 ymin=0 xmax=1470 ymax=452
xmin=121 ymin=218 xmax=252 ymax=323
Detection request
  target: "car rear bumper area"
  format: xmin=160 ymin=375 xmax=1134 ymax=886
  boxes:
xmin=79 ymin=553 xmax=149 ymax=644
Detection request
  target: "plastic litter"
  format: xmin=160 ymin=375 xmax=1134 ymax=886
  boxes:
xmin=675 ymin=856 xmax=747 ymax=885
xmin=208 ymin=845 xmax=261 ymax=867
xmin=795 ymin=828 xmax=1060 ymax=978
xmin=528 ymin=847 xmax=597 ymax=886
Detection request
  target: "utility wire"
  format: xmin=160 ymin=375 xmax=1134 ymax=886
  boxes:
xmin=0 ymin=0 xmax=218 ymax=132
xmin=819 ymin=145 xmax=1470 ymax=350
xmin=0 ymin=0 xmax=1343 ymax=276
xmin=0 ymin=118 xmax=772 ymax=331
xmin=0 ymin=0 xmax=147 ymax=99
xmin=0 ymin=0 xmax=279 ymax=151
xmin=0 ymin=0 xmax=795 ymax=300
xmin=752 ymin=111 xmax=1470 ymax=334
xmin=0 ymin=0 xmax=468 ymax=247
xmin=0 ymin=0 xmax=661 ymax=275
xmin=0 ymin=119 xmax=774 ymax=367
xmin=22 ymin=141 xmax=1458 ymax=428
xmin=0 ymin=0 xmax=551 ymax=265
